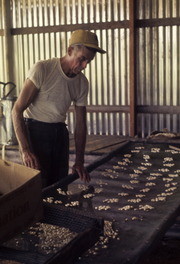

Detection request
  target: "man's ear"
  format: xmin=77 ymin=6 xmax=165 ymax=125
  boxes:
xmin=68 ymin=46 xmax=74 ymax=56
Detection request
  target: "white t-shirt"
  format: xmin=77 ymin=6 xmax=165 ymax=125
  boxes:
xmin=24 ymin=58 xmax=89 ymax=123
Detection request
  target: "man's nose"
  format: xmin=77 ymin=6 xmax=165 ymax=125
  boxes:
xmin=82 ymin=61 xmax=88 ymax=69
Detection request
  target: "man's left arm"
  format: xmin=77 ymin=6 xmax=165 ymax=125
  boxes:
xmin=72 ymin=105 xmax=90 ymax=183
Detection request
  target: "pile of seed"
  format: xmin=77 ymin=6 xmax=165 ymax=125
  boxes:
xmin=29 ymin=223 xmax=77 ymax=254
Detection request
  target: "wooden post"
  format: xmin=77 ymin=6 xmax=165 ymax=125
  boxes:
xmin=2 ymin=0 xmax=14 ymax=84
xmin=129 ymin=0 xmax=136 ymax=137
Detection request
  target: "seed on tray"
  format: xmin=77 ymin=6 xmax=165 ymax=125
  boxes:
xmin=163 ymin=163 xmax=175 ymax=167
xmin=136 ymin=194 xmax=145 ymax=198
xmin=123 ymin=158 xmax=132 ymax=163
xmin=95 ymin=205 xmax=111 ymax=211
xmin=165 ymin=150 xmax=178 ymax=154
xmin=141 ymin=162 xmax=152 ymax=167
xmin=118 ymin=205 xmax=133 ymax=211
xmin=137 ymin=166 xmax=147 ymax=171
xmin=122 ymin=184 xmax=134 ymax=190
xmin=130 ymin=180 xmax=139 ymax=184
xmin=124 ymin=154 xmax=132 ymax=158
xmin=43 ymin=197 xmax=54 ymax=203
xmin=151 ymin=148 xmax=160 ymax=153
xmin=118 ymin=192 xmax=129 ymax=196
xmin=168 ymin=174 xmax=178 ymax=178
xmin=103 ymin=198 xmax=119 ymax=203
xmin=140 ymin=188 xmax=150 ymax=193
xmin=163 ymin=157 xmax=174 ymax=162
xmin=133 ymin=169 xmax=143 ymax=174
xmin=135 ymin=146 xmax=144 ymax=150
xmin=165 ymin=187 xmax=177 ymax=192
xmin=150 ymin=173 xmax=162 ymax=177
xmin=146 ymin=176 xmax=156 ymax=181
xmin=171 ymin=182 xmax=178 ymax=186
xmin=151 ymin=197 xmax=166 ymax=202
xmin=143 ymin=155 xmax=150 ymax=160
xmin=57 ymin=188 xmax=67 ymax=195
xmin=94 ymin=188 xmax=103 ymax=194
xmin=113 ymin=165 xmax=121 ymax=169
xmin=131 ymin=150 xmax=140 ymax=153
xmin=118 ymin=161 xmax=128 ymax=166
xmin=128 ymin=198 xmax=142 ymax=203
xmin=145 ymin=182 xmax=156 ymax=187
xmin=54 ymin=200 xmax=63 ymax=204
xmin=96 ymin=180 xmax=108 ymax=186
xmin=83 ymin=193 xmax=95 ymax=199
xmin=28 ymin=223 xmax=77 ymax=254
xmin=138 ymin=204 xmax=154 ymax=211
xmin=175 ymin=169 xmax=180 ymax=173
xmin=65 ymin=201 xmax=79 ymax=207
xmin=131 ymin=216 xmax=143 ymax=221
xmin=129 ymin=174 xmax=139 ymax=178
xmin=157 ymin=192 xmax=173 ymax=197
xmin=163 ymin=177 xmax=173 ymax=182
xmin=77 ymin=184 xmax=89 ymax=191
xmin=159 ymin=168 xmax=170 ymax=172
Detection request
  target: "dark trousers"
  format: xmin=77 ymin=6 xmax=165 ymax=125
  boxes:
xmin=25 ymin=119 xmax=69 ymax=188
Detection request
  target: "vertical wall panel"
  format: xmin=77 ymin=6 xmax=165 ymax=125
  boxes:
xmin=0 ymin=0 xmax=6 ymax=87
xmin=0 ymin=0 xmax=179 ymax=137
xmin=136 ymin=0 xmax=180 ymax=136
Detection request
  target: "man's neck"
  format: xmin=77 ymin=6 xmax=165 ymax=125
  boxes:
xmin=60 ymin=57 xmax=76 ymax=78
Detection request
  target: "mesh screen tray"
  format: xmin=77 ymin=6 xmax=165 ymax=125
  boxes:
xmin=0 ymin=203 xmax=103 ymax=264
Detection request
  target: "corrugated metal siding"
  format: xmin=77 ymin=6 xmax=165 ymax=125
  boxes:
xmin=136 ymin=0 xmax=180 ymax=136
xmin=11 ymin=0 xmax=130 ymax=136
xmin=0 ymin=0 xmax=179 ymax=137
xmin=0 ymin=1 xmax=6 ymax=91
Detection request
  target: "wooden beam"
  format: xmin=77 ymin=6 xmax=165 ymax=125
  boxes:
xmin=69 ymin=105 xmax=130 ymax=113
xmin=68 ymin=105 xmax=180 ymax=115
xmin=2 ymin=0 xmax=14 ymax=84
xmin=129 ymin=0 xmax=136 ymax=137
xmin=136 ymin=18 xmax=180 ymax=28
xmin=137 ymin=105 xmax=180 ymax=114
xmin=4 ymin=18 xmax=179 ymax=37
xmin=0 ymin=29 xmax=4 ymax=36
xmin=11 ymin=21 xmax=129 ymax=35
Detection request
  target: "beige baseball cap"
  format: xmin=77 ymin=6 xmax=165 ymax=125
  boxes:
xmin=69 ymin=29 xmax=106 ymax=54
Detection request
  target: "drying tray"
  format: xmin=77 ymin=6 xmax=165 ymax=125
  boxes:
xmin=0 ymin=203 xmax=103 ymax=264
xmin=43 ymin=140 xmax=180 ymax=264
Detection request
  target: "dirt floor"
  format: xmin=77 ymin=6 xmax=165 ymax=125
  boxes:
xmin=139 ymin=238 xmax=180 ymax=264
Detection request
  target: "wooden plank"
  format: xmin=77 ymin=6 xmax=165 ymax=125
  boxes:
xmin=2 ymin=0 xmax=14 ymax=83
xmin=69 ymin=135 xmax=129 ymax=154
xmin=68 ymin=105 xmax=130 ymax=113
xmin=11 ymin=21 xmax=129 ymax=35
xmin=137 ymin=105 xmax=180 ymax=114
xmin=136 ymin=18 xmax=180 ymax=28
xmin=0 ymin=29 xmax=4 ymax=36
xmin=9 ymin=18 xmax=180 ymax=36
xmin=129 ymin=0 xmax=136 ymax=137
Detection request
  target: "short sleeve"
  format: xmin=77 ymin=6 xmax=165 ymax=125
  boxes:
xmin=27 ymin=61 xmax=45 ymax=89
xmin=74 ymin=75 xmax=89 ymax=106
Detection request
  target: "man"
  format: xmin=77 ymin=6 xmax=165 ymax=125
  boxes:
xmin=12 ymin=29 xmax=106 ymax=188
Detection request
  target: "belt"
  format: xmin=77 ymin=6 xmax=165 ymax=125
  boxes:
xmin=24 ymin=118 xmax=66 ymax=126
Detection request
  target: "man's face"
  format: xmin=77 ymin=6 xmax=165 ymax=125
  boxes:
xmin=69 ymin=46 xmax=96 ymax=76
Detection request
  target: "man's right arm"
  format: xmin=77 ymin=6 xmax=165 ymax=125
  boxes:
xmin=12 ymin=79 xmax=40 ymax=169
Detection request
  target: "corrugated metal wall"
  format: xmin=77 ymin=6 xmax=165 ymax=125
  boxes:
xmin=136 ymin=0 xmax=180 ymax=137
xmin=0 ymin=0 xmax=179 ymax=137
xmin=0 ymin=2 xmax=5 ymax=94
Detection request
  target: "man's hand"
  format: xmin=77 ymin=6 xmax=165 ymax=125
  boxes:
xmin=72 ymin=163 xmax=90 ymax=183
xmin=21 ymin=150 xmax=40 ymax=170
